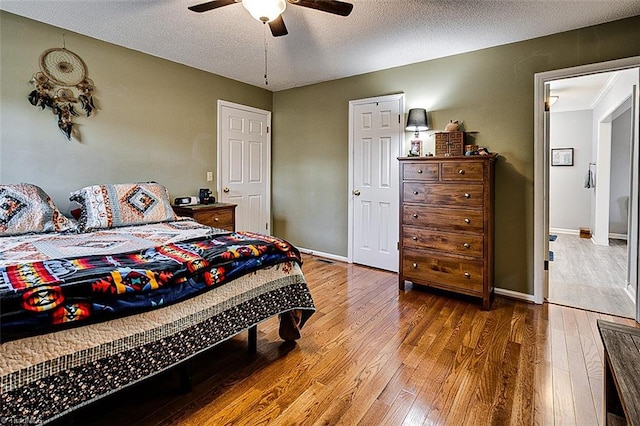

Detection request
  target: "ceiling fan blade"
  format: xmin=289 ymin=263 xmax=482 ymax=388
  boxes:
xmin=188 ymin=0 xmax=237 ymax=13
xmin=269 ymin=15 xmax=289 ymax=37
xmin=288 ymin=0 xmax=353 ymax=17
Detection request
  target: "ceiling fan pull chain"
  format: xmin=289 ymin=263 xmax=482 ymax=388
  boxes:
xmin=263 ymin=22 xmax=269 ymax=86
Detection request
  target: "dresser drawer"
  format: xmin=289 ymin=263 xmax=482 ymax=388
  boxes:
xmin=402 ymin=226 xmax=483 ymax=257
xmin=402 ymin=205 xmax=483 ymax=233
xmin=441 ymin=161 xmax=485 ymax=182
xmin=402 ymin=162 xmax=439 ymax=181
xmin=402 ymin=249 xmax=484 ymax=293
xmin=403 ymin=182 xmax=484 ymax=207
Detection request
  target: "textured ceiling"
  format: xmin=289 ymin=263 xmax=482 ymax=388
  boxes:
xmin=1 ymin=0 xmax=639 ymax=91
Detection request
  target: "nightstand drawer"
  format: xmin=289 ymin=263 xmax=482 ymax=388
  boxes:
xmin=403 ymin=182 xmax=484 ymax=207
xmin=402 ymin=227 xmax=483 ymax=257
xmin=402 ymin=162 xmax=439 ymax=181
xmin=402 ymin=205 xmax=483 ymax=233
xmin=441 ymin=161 xmax=485 ymax=182
xmin=192 ymin=209 xmax=234 ymax=230
xmin=173 ymin=203 xmax=236 ymax=232
xmin=402 ymin=249 xmax=484 ymax=293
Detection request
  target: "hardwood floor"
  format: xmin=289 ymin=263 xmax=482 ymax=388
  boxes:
xmin=55 ymin=254 xmax=639 ymax=425
xmin=549 ymin=234 xmax=635 ymax=318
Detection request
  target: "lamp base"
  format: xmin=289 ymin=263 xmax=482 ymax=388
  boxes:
xmin=409 ymin=138 xmax=422 ymax=157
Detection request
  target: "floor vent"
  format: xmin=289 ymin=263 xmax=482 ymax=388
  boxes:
xmin=316 ymin=258 xmax=334 ymax=264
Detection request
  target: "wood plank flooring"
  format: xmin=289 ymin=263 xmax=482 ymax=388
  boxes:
xmin=549 ymin=234 xmax=635 ymax=318
xmin=53 ymin=254 xmax=639 ymax=426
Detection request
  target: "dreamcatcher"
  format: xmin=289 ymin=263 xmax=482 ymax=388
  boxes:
xmin=28 ymin=46 xmax=96 ymax=140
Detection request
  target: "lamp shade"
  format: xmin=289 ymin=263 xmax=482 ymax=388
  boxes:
xmin=406 ymin=108 xmax=429 ymax=132
xmin=243 ymin=0 xmax=286 ymax=22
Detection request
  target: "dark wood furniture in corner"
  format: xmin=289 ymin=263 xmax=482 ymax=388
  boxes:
xmin=398 ymin=154 xmax=496 ymax=310
xmin=173 ymin=203 xmax=236 ymax=231
xmin=597 ymin=320 xmax=640 ymax=426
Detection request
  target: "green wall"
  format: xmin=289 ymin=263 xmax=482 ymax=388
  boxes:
xmin=0 ymin=11 xmax=271 ymax=210
xmin=272 ymin=15 xmax=640 ymax=294
xmin=2 ymin=11 xmax=639 ymax=296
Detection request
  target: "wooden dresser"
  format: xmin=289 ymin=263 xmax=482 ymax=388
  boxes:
xmin=398 ymin=155 xmax=496 ymax=310
xmin=172 ymin=203 xmax=236 ymax=232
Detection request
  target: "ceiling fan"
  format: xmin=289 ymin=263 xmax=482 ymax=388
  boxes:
xmin=188 ymin=0 xmax=354 ymax=37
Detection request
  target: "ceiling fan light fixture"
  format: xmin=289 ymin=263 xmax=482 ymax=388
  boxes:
xmin=243 ymin=0 xmax=286 ymax=22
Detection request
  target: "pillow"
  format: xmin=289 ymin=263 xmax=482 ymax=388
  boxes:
xmin=0 ymin=183 xmax=77 ymax=236
xmin=70 ymin=182 xmax=177 ymax=231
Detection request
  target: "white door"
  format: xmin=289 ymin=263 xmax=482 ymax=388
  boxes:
xmin=349 ymin=95 xmax=403 ymax=272
xmin=217 ymin=100 xmax=271 ymax=234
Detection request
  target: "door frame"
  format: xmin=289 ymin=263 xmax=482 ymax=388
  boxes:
xmin=533 ymin=56 xmax=640 ymax=322
xmin=217 ymin=99 xmax=272 ymax=233
xmin=347 ymin=93 xmax=404 ymax=265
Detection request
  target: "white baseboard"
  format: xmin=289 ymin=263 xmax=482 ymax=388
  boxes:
xmin=297 ymin=247 xmax=349 ymax=263
xmin=550 ymin=228 xmax=628 ymax=241
xmin=494 ymin=287 xmax=537 ymax=303
xmin=609 ymin=233 xmax=628 ymax=240
xmin=549 ymin=227 xmax=579 ymax=236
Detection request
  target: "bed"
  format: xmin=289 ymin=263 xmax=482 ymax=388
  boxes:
xmin=0 ymin=183 xmax=315 ymax=425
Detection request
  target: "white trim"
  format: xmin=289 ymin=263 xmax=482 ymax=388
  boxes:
xmin=297 ymin=247 xmax=349 ymax=264
xmin=549 ymin=227 xmax=580 ymax=236
xmin=610 ymin=233 xmax=628 ymax=240
xmin=495 ymin=288 xmax=536 ymax=303
xmin=534 ymin=56 xmax=640 ymax=306
xmin=347 ymin=93 xmax=404 ymax=265
xmin=216 ymin=100 xmax=272 ymax=234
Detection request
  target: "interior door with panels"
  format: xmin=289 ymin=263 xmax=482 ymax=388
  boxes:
xmin=218 ymin=101 xmax=271 ymax=234
xmin=351 ymin=97 xmax=402 ymax=272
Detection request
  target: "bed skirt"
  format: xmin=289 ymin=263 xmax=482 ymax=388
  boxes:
xmin=0 ymin=261 xmax=314 ymax=425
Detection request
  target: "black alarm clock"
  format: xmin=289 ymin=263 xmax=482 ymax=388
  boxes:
xmin=174 ymin=197 xmax=192 ymax=206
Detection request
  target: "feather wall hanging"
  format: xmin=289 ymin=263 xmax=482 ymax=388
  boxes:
xmin=28 ymin=44 xmax=96 ymax=140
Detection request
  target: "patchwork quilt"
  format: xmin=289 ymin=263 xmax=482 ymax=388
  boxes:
xmin=0 ymin=224 xmax=302 ymax=342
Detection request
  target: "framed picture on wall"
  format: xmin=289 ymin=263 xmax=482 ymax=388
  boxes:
xmin=551 ymin=148 xmax=574 ymax=166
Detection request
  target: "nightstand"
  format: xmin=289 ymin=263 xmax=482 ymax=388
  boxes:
xmin=172 ymin=203 xmax=236 ymax=231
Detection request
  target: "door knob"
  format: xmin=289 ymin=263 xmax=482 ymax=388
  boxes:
xmin=353 ymin=189 xmax=361 ymax=196
xmin=223 ymin=187 xmax=230 ymax=193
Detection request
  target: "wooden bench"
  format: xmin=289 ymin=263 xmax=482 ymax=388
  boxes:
xmin=597 ymin=320 xmax=640 ymax=425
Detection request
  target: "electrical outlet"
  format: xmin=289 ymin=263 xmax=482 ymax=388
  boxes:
xmin=206 ymin=172 xmax=213 ymax=182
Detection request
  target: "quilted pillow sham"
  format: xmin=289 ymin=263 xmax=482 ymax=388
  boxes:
xmin=0 ymin=183 xmax=77 ymax=236
xmin=70 ymin=182 xmax=177 ymax=231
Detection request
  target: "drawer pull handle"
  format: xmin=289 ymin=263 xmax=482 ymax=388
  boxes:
xmin=412 ymin=236 xmax=418 ymax=241
xmin=464 ymin=193 xmax=470 ymax=198
xmin=463 ymin=243 xmax=470 ymax=248
xmin=464 ymin=218 xmax=470 ymax=224
xmin=413 ymin=191 xmax=419 ymax=195
xmin=458 ymin=169 xmax=465 ymax=175
xmin=464 ymin=272 xmax=471 ymax=278
xmin=413 ymin=213 xmax=419 ymax=219
xmin=214 ymin=217 xmax=219 ymax=222
xmin=412 ymin=263 xmax=418 ymax=269
xmin=417 ymin=169 xmax=423 ymax=174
